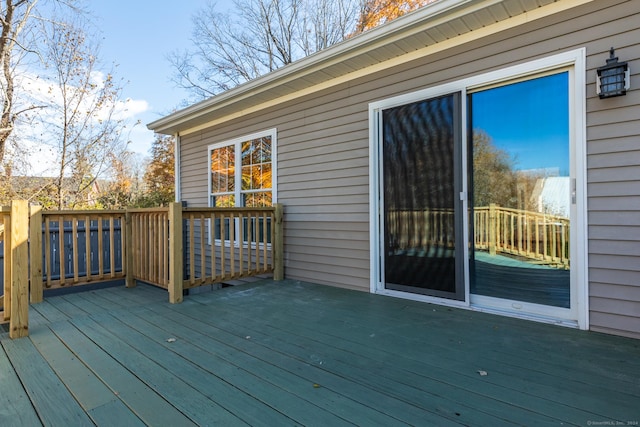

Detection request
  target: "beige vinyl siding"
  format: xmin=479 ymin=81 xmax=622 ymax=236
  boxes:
xmin=582 ymin=0 xmax=640 ymax=338
xmin=178 ymin=0 xmax=640 ymax=337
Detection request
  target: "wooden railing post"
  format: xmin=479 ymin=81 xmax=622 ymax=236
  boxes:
xmin=125 ymin=210 xmax=135 ymax=288
xmin=3 ymin=207 xmax=12 ymax=321
xmin=10 ymin=200 xmax=29 ymax=338
xmin=488 ymin=203 xmax=497 ymax=256
xmin=168 ymin=202 xmax=183 ymax=303
xmin=273 ymin=203 xmax=284 ymax=281
xmin=29 ymin=205 xmax=43 ymax=303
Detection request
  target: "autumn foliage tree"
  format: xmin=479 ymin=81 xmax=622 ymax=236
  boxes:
xmin=97 ymin=150 xmax=144 ymax=209
xmin=136 ymin=134 xmax=175 ymax=207
xmin=356 ymin=0 xmax=437 ymax=32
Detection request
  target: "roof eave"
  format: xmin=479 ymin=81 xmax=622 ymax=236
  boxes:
xmin=147 ymin=0 xmax=481 ymax=135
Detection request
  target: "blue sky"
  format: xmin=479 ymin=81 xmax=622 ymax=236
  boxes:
xmin=87 ymin=1 xmax=234 ymax=157
xmin=470 ymin=72 xmax=569 ymax=175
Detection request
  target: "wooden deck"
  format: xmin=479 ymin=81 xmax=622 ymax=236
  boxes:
xmin=1 ymin=280 xmax=639 ymax=426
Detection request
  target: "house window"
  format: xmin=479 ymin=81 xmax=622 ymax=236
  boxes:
xmin=208 ymin=129 xmax=277 ymax=244
xmin=209 ymin=129 xmax=275 ymax=208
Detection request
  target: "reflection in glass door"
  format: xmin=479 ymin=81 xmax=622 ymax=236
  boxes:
xmin=382 ymin=93 xmax=464 ymax=300
xmin=468 ymin=72 xmax=571 ymax=309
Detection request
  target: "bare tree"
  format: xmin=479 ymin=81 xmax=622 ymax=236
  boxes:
xmin=169 ymin=0 xmax=364 ymax=100
xmin=297 ymin=0 xmax=362 ymax=54
xmin=38 ymin=17 xmax=128 ymax=209
xmin=0 ymin=0 xmax=41 ymax=164
xmin=0 ymin=0 xmax=83 ymax=165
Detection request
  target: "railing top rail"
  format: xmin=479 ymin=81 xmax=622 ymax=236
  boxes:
xmin=0 ymin=206 xmax=10 ymax=213
xmin=480 ymin=205 xmax=569 ymax=221
xmin=41 ymin=209 xmax=126 ymax=216
xmin=183 ymin=207 xmax=276 ymax=213
xmin=126 ymin=207 xmax=169 ymax=213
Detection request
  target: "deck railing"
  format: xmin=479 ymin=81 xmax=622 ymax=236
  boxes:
xmin=387 ymin=205 xmax=570 ymax=268
xmin=474 ymin=204 xmax=570 ymax=268
xmin=0 ymin=201 xmax=284 ymax=338
xmin=127 ymin=205 xmax=284 ymax=303
xmin=34 ymin=210 xmax=127 ymax=293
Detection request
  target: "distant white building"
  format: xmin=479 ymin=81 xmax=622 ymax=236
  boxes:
xmin=531 ymin=177 xmax=570 ymax=218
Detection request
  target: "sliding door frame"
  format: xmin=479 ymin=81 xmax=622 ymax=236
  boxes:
xmin=369 ymin=48 xmax=588 ymax=329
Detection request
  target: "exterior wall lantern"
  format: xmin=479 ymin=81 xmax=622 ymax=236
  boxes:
xmin=596 ymin=47 xmax=630 ymax=99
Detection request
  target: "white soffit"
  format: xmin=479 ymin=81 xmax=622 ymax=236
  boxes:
xmin=148 ymin=0 xmax=592 ymax=135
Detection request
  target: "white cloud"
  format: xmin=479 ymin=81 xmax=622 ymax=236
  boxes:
xmin=12 ymin=71 xmax=153 ymax=177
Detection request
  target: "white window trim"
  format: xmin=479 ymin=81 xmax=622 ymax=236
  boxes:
xmin=207 ymin=128 xmax=278 ymax=248
xmin=369 ymin=48 xmax=588 ymax=330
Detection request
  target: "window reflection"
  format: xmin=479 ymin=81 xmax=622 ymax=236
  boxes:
xmin=469 ymin=72 xmax=571 ymax=308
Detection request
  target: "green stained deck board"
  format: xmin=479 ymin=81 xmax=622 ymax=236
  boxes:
xmin=1 ymin=334 xmax=93 ymax=426
xmin=279 ymin=282 xmax=640 ymax=394
xmin=87 ymin=399 xmax=146 ymax=427
xmin=0 ymin=337 xmax=42 ymax=427
xmin=107 ymin=308 xmax=419 ymax=427
xmin=28 ymin=325 xmax=145 ymax=427
xmin=30 ymin=299 xmax=70 ymax=323
xmin=85 ymin=312 xmax=296 ymax=427
xmin=27 ymin=305 xmax=49 ymax=327
xmin=99 ymin=284 xmax=168 ymax=306
xmin=44 ymin=295 xmax=91 ymax=319
xmin=181 ymin=281 xmax=640 ymax=424
xmin=138 ymin=302 xmax=465 ymax=426
xmin=3 ymin=280 xmax=639 ymax=426
xmin=164 ymin=291 xmax=583 ymax=426
xmin=48 ymin=320 xmax=198 ymax=427
xmin=214 ymin=281 xmax=640 ymax=385
xmin=57 ymin=292 xmax=110 ymax=316
xmin=68 ymin=315 xmax=249 ymax=426
xmin=161 ymin=300 xmax=563 ymax=426
xmin=86 ymin=311 xmax=365 ymax=427
xmin=75 ymin=287 xmax=141 ymax=310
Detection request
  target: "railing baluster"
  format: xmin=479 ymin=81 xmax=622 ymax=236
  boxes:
xmin=97 ymin=216 xmax=104 ymax=277
xmin=189 ymin=213 xmax=195 ymax=286
xmin=229 ymin=212 xmax=236 ymax=278
xmin=85 ymin=215 xmax=91 ymax=281
xmin=200 ymin=213 xmax=206 ymax=284
xmin=109 ymin=216 xmax=116 ymax=279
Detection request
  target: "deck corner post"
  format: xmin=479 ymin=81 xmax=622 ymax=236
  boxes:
xmin=10 ymin=200 xmax=29 ymax=339
xmin=273 ymin=203 xmax=284 ymax=281
xmin=29 ymin=204 xmax=43 ymax=304
xmin=168 ymin=202 xmax=183 ymax=303
xmin=124 ymin=210 xmax=136 ymax=288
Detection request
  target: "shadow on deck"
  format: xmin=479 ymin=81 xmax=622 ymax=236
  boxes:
xmin=1 ymin=280 xmax=638 ymax=426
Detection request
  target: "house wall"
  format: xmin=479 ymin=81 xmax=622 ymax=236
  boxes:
xmin=178 ymin=0 xmax=640 ymax=338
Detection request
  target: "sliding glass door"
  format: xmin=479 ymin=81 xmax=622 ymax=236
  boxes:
xmin=371 ymin=49 xmax=586 ymax=326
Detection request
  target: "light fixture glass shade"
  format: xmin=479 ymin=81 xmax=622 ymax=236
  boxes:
xmin=597 ymin=48 xmax=630 ymax=99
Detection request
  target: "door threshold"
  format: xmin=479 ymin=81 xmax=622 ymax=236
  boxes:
xmin=468 ymin=302 xmax=579 ymax=328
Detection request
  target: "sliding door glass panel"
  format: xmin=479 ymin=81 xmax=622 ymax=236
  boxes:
xmin=382 ymin=94 xmax=463 ymax=300
xmin=468 ymin=72 xmax=570 ymax=308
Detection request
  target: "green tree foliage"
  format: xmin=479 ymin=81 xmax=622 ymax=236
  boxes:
xmin=472 ymin=129 xmax=542 ymax=211
xmin=472 ymin=129 xmax=516 ymax=208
